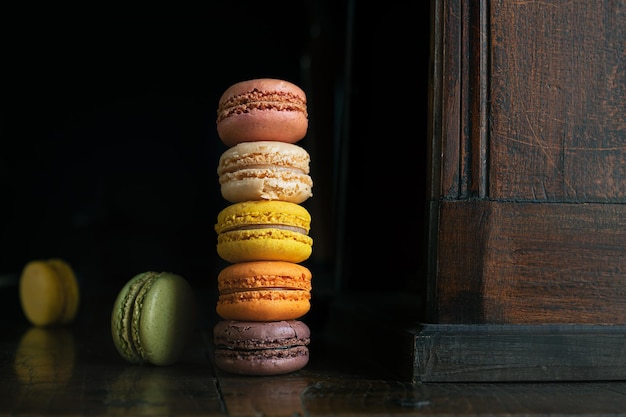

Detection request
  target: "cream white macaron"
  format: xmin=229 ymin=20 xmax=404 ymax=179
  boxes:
xmin=217 ymin=141 xmax=313 ymax=204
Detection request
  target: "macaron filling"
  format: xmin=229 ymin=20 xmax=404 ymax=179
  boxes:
xmin=219 ymin=166 xmax=309 ymax=176
xmin=217 ymin=90 xmax=307 ymax=123
xmin=219 ymin=289 xmax=311 ymax=302
xmin=219 ymin=223 xmax=308 ymax=235
xmin=218 ymin=168 xmax=312 ymax=187
xmin=116 ymin=273 xmax=158 ymax=363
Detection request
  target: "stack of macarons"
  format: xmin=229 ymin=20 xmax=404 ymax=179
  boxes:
xmin=213 ymin=78 xmax=313 ymax=376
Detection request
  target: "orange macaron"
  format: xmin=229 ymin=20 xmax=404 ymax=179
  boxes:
xmin=216 ymin=261 xmax=312 ymax=322
xmin=216 ymin=78 xmax=308 ymax=147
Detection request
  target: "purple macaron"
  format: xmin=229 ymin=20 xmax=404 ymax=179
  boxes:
xmin=213 ymin=320 xmax=310 ymax=376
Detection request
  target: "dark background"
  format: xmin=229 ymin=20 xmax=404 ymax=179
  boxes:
xmin=1 ymin=2 xmax=429 ymax=329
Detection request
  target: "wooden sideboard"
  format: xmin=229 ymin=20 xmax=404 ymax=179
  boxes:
xmin=415 ymin=0 xmax=626 ymax=381
xmin=430 ymin=0 xmax=626 ymax=325
xmin=322 ymin=0 xmax=626 ymax=383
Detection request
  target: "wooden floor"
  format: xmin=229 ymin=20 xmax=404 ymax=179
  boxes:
xmin=2 ymin=287 xmax=626 ymax=416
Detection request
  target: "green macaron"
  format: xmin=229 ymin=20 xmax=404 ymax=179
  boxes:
xmin=111 ymin=271 xmax=196 ymax=366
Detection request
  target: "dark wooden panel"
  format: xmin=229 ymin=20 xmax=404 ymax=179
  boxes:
xmin=319 ymin=294 xmax=626 ymax=384
xmin=413 ymin=324 xmax=626 ymax=382
xmin=435 ymin=200 xmax=626 ymax=324
xmin=430 ymin=201 xmax=490 ymax=323
xmin=427 ymin=0 xmax=626 ymax=383
xmin=430 ymin=0 xmax=463 ymax=198
xmin=489 ymin=0 xmax=626 ymax=201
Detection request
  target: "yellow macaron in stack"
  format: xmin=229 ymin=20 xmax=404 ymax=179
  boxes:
xmin=212 ymin=78 xmax=314 ymax=376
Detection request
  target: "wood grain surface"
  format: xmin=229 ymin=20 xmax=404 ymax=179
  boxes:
xmin=490 ymin=0 xmax=626 ymax=201
xmin=429 ymin=0 xmax=626 ymax=326
xmin=2 ymin=317 xmax=626 ymax=416
xmin=434 ymin=201 xmax=626 ymax=324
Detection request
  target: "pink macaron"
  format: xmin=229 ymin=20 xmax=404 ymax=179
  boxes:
xmin=216 ymin=78 xmax=308 ymax=147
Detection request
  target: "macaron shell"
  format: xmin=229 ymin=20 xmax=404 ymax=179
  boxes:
xmin=217 ymin=141 xmax=310 ymax=176
xmin=214 ymin=346 xmax=309 ymax=376
xmin=219 ymin=170 xmax=313 ymax=204
xmin=216 ymin=78 xmax=308 ymax=146
xmin=218 ymin=79 xmax=307 ymax=107
xmin=217 ymin=261 xmax=313 ymax=292
xmin=215 ymin=200 xmax=311 ymax=234
xmin=217 ymin=289 xmax=310 ymax=321
xmin=213 ymin=319 xmax=311 ymax=347
xmin=138 ymin=273 xmax=196 ymax=366
xmin=19 ymin=259 xmax=80 ymax=327
xmin=217 ymin=229 xmax=313 ymax=263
